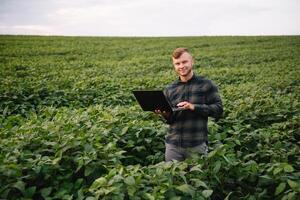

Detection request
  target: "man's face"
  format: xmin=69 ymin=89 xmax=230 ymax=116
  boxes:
xmin=172 ymin=52 xmax=194 ymax=77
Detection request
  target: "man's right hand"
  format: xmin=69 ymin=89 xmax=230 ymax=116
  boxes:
xmin=154 ymin=109 xmax=170 ymax=119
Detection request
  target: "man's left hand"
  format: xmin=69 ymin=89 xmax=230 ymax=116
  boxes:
xmin=177 ymin=101 xmax=195 ymax=111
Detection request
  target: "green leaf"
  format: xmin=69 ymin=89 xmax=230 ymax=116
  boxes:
xmin=282 ymin=192 xmax=297 ymax=200
xmin=222 ymin=155 xmax=231 ymax=164
xmin=13 ymin=181 xmax=25 ymax=194
xmin=189 ymin=165 xmax=202 ymax=172
xmin=273 ymin=167 xmax=282 ymax=175
xmin=287 ymin=179 xmax=300 ymax=192
xmin=85 ymin=196 xmax=96 ymax=200
xmin=283 ymin=164 xmax=294 ymax=173
xmin=213 ymin=161 xmax=221 ymax=173
xmin=275 ymin=182 xmax=286 ymax=196
xmin=52 ymin=157 xmax=61 ymax=165
xmin=202 ymin=190 xmax=213 ymax=198
xmin=143 ymin=193 xmax=155 ymax=200
xmin=124 ymin=176 xmax=135 ymax=186
xmin=121 ymin=126 xmax=129 ymax=135
xmin=207 ymin=145 xmax=223 ymax=159
xmin=176 ymin=184 xmax=195 ymax=196
xmin=84 ymin=144 xmax=94 ymax=152
xmin=234 ymin=139 xmax=241 ymax=145
xmin=224 ymin=192 xmax=233 ymax=200
xmin=179 ymin=173 xmax=187 ymax=184
xmin=41 ymin=187 xmax=52 ymax=198
xmin=84 ymin=165 xmax=95 ymax=177
xmin=170 ymin=197 xmax=181 ymax=200
xmin=248 ymin=195 xmax=256 ymax=200
xmin=156 ymin=167 xmax=163 ymax=176
xmin=77 ymin=189 xmax=84 ymax=200
xmin=90 ymin=177 xmax=107 ymax=189
xmin=259 ymin=175 xmax=273 ymax=186
xmin=207 ymin=149 xmax=217 ymax=158
xmin=191 ymin=179 xmax=208 ymax=189
xmin=74 ymin=178 xmax=84 ymax=189
xmin=24 ymin=186 xmax=36 ymax=198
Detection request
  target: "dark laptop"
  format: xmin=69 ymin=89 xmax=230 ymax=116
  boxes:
xmin=132 ymin=90 xmax=185 ymax=112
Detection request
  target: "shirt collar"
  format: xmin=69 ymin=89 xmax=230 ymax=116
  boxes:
xmin=176 ymin=73 xmax=197 ymax=84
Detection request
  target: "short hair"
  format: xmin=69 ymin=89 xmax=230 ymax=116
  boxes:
xmin=172 ymin=47 xmax=190 ymax=59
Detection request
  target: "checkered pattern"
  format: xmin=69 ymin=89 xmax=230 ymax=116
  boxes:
xmin=164 ymin=74 xmax=223 ymax=148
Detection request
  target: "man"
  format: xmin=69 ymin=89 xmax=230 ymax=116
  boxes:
xmin=155 ymin=47 xmax=223 ymax=162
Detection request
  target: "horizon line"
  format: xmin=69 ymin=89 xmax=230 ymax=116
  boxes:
xmin=1 ymin=34 xmax=300 ymax=38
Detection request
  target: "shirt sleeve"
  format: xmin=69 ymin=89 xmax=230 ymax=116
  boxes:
xmin=163 ymin=88 xmax=175 ymax=124
xmin=193 ymin=82 xmax=223 ymax=121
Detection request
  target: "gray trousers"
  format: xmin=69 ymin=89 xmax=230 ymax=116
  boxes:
xmin=165 ymin=142 xmax=208 ymax=162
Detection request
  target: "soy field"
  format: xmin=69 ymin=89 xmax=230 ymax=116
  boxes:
xmin=0 ymin=35 xmax=299 ymax=200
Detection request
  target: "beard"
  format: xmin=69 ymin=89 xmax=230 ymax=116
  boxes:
xmin=178 ymin=67 xmax=192 ymax=77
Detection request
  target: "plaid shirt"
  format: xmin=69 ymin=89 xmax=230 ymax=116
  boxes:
xmin=163 ymin=74 xmax=223 ymax=148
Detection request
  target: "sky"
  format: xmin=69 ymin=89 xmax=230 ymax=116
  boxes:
xmin=0 ymin=0 xmax=299 ymax=36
